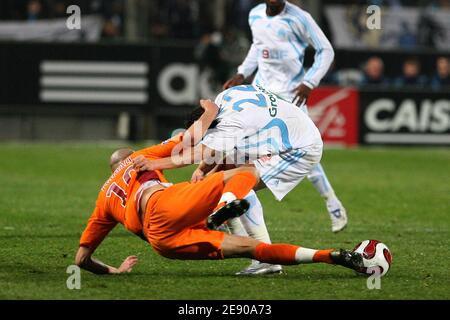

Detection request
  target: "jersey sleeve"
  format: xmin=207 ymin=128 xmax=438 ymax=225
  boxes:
xmin=292 ymin=11 xmax=334 ymax=88
xmin=79 ymin=205 xmax=117 ymax=250
xmin=237 ymin=43 xmax=259 ymax=79
xmin=137 ymin=133 xmax=183 ymax=159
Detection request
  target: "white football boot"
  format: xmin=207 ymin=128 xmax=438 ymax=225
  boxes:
xmin=327 ymin=197 xmax=348 ymax=233
xmin=235 ymin=261 xmax=283 ymax=276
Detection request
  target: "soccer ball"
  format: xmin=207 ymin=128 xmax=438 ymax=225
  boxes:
xmin=352 ymin=240 xmax=392 ymax=277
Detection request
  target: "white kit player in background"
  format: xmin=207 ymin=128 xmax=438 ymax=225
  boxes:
xmin=222 ymin=0 xmax=348 ymax=274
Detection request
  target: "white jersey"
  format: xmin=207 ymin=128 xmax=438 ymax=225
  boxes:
xmin=237 ymin=1 xmax=334 ymax=101
xmin=201 ymin=84 xmax=322 ymax=162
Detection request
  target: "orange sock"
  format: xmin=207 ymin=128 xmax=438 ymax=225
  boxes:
xmin=312 ymin=249 xmax=334 ymax=264
xmin=254 ymin=243 xmax=299 ymax=265
xmin=255 ymin=244 xmax=335 ymax=265
xmin=214 ymin=172 xmax=257 ymax=211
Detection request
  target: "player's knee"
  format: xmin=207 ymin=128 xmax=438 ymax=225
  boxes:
xmin=237 ymin=166 xmax=260 ymax=182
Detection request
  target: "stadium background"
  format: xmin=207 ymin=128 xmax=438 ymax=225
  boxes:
xmin=0 ymin=0 xmax=449 ymax=300
xmin=0 ymin=0 xmax=449 ymax=145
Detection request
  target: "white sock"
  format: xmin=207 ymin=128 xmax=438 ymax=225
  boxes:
xmin=307 ymin=163 xmax=336 ymax=201
xmin=240 ymin=190 xmax=272 ymax=244
xmin=294 ymin=247 xmax=317 ymax=264
xmin=226 ymin=191 xmax=273 ymax=266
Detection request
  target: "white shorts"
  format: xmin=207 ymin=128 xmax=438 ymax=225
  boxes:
xmin=253 ymin=143 xmax=323 ymax=201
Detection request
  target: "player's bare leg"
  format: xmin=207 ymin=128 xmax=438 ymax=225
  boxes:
xmin=307 ymin=163 xmax=348 ymax=233
xmin=221 ymin=234 xmax=363 ymax=271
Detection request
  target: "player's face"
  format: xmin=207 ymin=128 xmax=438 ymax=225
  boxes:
xmin=265 ymin=0 xmax=286 ymax=15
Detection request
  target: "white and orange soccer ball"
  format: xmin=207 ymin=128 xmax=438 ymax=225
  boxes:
xmin=352 ymin=240 xmax=392 ymax=277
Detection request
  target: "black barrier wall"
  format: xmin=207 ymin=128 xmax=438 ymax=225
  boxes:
xmin=0 ymin=41 xmax=207 ymax=140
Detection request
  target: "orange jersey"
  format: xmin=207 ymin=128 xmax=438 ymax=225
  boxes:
xmin=79 ymin=134 xmax=183 ymax=249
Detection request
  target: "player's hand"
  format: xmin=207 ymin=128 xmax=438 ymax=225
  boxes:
xmin=133 ymin=155 xmax=154 ymax=172
xmin=292 ymin=83 xmax=312 ymax=107
xmin=199 ymin=99 xmax=219 ymax=116
xmin=191 ymin=168 xmax=205 ymax=183
xmin=223 ymin=74 xmax=245 ymax=90
xmin=118 ymin=256 xmax=138 ymax=273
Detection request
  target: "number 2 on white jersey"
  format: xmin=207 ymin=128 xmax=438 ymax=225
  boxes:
xmin=223 ymin=85 xmax=268 ymax=112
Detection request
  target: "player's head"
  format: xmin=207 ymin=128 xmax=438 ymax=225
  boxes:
xmin=265 ymin=0 xmax=286 ymax=11
xmin=185 ymin=107 xmax=219 ymax=130
xmin=110 ymin=148 xmax=134 ymax=172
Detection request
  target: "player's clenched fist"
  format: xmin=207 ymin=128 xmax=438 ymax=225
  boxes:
xmin=133 ymin=155 xmax=154 ymax=172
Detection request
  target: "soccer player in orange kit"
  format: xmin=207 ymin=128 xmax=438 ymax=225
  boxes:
xmin=75 ymin=100 xmax=363 ymax=275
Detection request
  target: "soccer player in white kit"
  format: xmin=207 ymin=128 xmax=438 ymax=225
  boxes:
xmin=224 ymin=0 xmax=348 ymax=235
xmin=201 ymin=84 xmax=324 ymax=275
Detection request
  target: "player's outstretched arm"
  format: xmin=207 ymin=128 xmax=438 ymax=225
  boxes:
xmin=133 ymin=100 xmax=220 ymax=172
xmin=75 ymin=246 xmax=138 ymax=275
xmin=133 ymin=154 xmax=187 ymax=171
xmin=133 ymin=143 xmax=218 ymax=172
xmin=293 ymin=11 xmax=334 ymax=106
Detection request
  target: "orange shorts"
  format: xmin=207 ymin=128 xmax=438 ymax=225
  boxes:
xmin=143 ymin=172 xmax=227 ymax=260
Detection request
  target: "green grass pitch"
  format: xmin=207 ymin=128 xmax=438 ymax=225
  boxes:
xmin=0 ymin=143 xmax=449 ymax=299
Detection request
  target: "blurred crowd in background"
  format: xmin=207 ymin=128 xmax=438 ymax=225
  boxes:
xmin=323 ymin=56 xmax=450 ymax=89
xmin=0 ymin=0 xmax=449 ymax=89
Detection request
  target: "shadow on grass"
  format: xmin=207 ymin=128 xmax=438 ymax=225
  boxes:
xmin=119 ymin=270 xmax=361 ymax=281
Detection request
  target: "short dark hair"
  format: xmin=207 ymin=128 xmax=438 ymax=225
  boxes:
xmin=184 ymin=107 xmax=220 ymax=129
